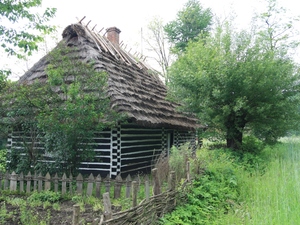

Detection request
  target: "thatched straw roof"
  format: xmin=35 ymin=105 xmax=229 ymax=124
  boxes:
xmin=19 ymin=22 xmax=198 ymax=130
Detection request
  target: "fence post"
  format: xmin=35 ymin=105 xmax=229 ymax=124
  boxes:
xmin=103 ymin=192 xmax=112 ymax=220
xmin=186 ymin=161 xmax=190 ymax=182
xmin=62 ymin=173 xmax=67 ymax=195
xmin=125 ymin=174 xmax=132 ymax=198
xmin=72 ymin=204 xmax=80 ymax=225
xmin=86 ymin=173 xmax=94 ymax=197
xmin=10 ymin=171 xmax=17 ymax=191
xmin=44 ymin=172 xmax=51 ymax=191
xmin=33 ymin=172 xmax=38 ymax=191
xmin=152 ymin=168 xmax=161 ymax=195
xmin=132 ymin=181 xmax=138 ymax=207
xmin=114 ymin=174 xmax=122 ymax=199
xmin=69 ymin=174 xmax=73 ymax=195
xmin=25 ymin=172 xmax=32 ymax=193
xmin=19 ymin=172 xmax=24 ymax=192
xmin=53 ymin=173 xmax=59 ymax=192
xmin=38 ymin=172 xmax=43 ymax=192
xmin=76 ymin=173 xmax=83 ymax=195
xmin=95 ymin=174 xmax=101 ymax=198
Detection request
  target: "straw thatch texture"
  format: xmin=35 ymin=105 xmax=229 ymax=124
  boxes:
xmin=19 ymin=23 xmax=198 ymax=130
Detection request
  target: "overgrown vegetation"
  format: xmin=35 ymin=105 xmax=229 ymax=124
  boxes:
xmin=160 ymin=136 xmax=300 ymax=224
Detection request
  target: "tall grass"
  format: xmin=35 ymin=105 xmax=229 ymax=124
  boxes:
xmin=161 ymin=137 xmax=300 ymax=224
xmin=240 ymin=137 xmax=300 ymax=225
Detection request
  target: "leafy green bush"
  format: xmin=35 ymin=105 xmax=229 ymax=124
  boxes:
xmin=28 ymin=191 xmax=61 ymax=203
xmin=241 ymin=135 xmax=265 ymax=154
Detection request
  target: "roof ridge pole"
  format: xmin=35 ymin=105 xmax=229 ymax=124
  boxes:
xmin=78 ymin=16 xmax=86 ymax=24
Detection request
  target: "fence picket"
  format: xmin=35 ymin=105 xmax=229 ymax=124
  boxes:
xmin=114 ymin=174 xmax=122 ymax=199
xmin=45 ymin=172 xmax=51 ymax=191
xmin=86 ymin=173 xmax=94 ymax=196
xmin=62 ymin=173 xmax=67 ymax=195
xmin=54 ymin=173 xmax=59 ymax=192
xmin=10 ymin=171 xmax=17 ymax=191
xmin=95 ymin=174 xmax=101 ymax=198
xmin=38 ymin=172 xmax=43 ymax=192
xmin=125 ymin=174 xmax=132 ymax=198
xmin=19 ymin=172 xmax=24 ymax=193
xmin=76 ymin=173 xmax=83 ymax=195
xmin=1 ymin=166 xmax=190 ymax=225
xmin=25 ymin=172 xmax=31 ymax=193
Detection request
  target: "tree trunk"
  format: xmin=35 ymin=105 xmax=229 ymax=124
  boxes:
xmin=226 ymin=129 xmax=243 ymax=150
xmin=225 ymin=114 xmax=245 ymax=150
xmin=226 ymin=120 xmax=245 ymax=150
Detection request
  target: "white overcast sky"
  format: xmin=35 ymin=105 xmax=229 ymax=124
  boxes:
xmin=3 ymin=0 xmax=300 ymax=80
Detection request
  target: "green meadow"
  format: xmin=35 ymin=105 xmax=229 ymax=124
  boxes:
xmin=161 ymin=137 xmax=300 ymax=225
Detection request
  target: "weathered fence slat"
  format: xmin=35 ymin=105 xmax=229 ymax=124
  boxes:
xmin=19 ymin=172 xmax=24 ymax=192
xmin=10 ymin=171 xmax=17 ymax=191
xmin=25 ymin=172 xmax=31 ymax=193
xmin=103 ymin=192 xmax=112 ymax=220
xmin=132 ymin=181 xmax=138 ymax=208
xmin=62 ymin=173 xmax=67 ymax=195
xmin=45 ymin=172 xmax=51 ymax=191
xmin=95 ymin=174 xmax=101 ymax=198
xmin=86 ymin=173 xmax=94 ymax=196
xmin=33 ymin=172 xmax=38 ymax=191
xmin=125 ymin=174 xmax=132 ymax=198
xmin=54 ymin=173 xmax=59 ymax=192
xmin=38 ymin=172 xmax=43 ymax=192
xmin=152 ymin=168 xmax=161 ymax=195
xmin=69 ymin=174 xmax=73 ymax=195
xmin=114 ymin=174 xmax=122 ymax=199
xmin=76 ymin=173 xmax=83 ymax=195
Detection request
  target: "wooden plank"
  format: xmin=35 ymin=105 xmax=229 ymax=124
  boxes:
xmin=113 ymin=174 xmax=122 ymax=199
xmin=95 ymin=174 xmax=101 ymax=198
xmin=76 ymin=173 xmax=83 ymax=195
xmin=103 ymin=192 xmax=112 ymax=220
xmin=86 ymin=173 xmax=94 ymax=196
xmin=44 ymin=172 xmax=51 ymax=191
xmin=62 ymin=173 xmax=67 ymax=195
xmin=10 ymin=171 xmax=17 ymax=191
xmin=19 ymin=172 xmax=24 ymax=193
xmin=25 ymin=172 xmax=32 ymax=193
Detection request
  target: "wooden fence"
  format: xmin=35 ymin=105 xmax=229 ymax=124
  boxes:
xmin=0 ymin=162 xmax=191 ymax=224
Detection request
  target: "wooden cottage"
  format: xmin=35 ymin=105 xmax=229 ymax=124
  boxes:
xmin=8 ymin=22 xmax=198 ymax=177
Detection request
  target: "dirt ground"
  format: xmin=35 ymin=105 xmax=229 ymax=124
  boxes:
xmin=0 ymin=196 xmax=119 ymax=225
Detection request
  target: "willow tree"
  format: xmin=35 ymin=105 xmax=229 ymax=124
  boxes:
xmin=168 ymin=23 xmax=300 ymax=150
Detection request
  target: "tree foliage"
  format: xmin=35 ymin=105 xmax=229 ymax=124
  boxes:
xmin=0 ymin=0 xmax=56 ymax=80
xmin=254 ymin=0 xmax=299 ymax=53
xmin=168 ymin=22 xmax=300 ymax=150
xmin=164 ymin=0 xmax=212 ymax=53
